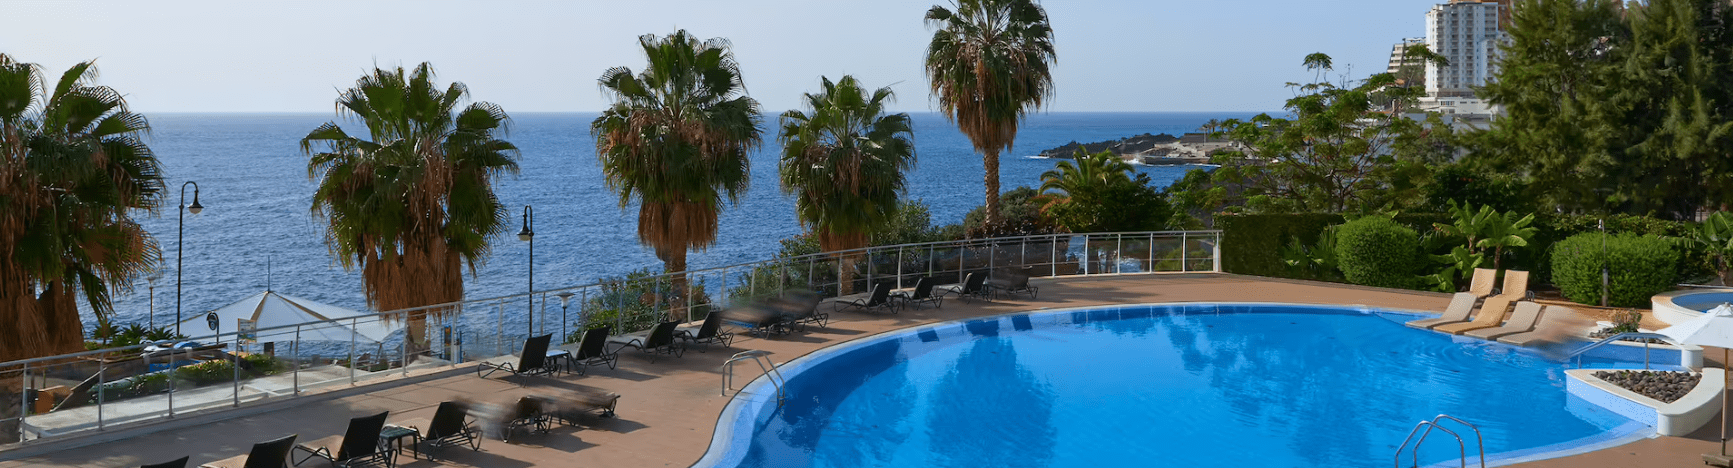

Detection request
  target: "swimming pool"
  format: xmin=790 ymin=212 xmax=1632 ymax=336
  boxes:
xmin=699 ymin=303 xmax=1650 ymax=468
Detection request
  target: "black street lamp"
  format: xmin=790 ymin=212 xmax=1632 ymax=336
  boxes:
xmin=518 ymin=205 xmax=535 ymax=336
xmin=176 ymin=181 xmax=203 ymax=336
xmin=556 ymin=292 xmax=575 ymax=343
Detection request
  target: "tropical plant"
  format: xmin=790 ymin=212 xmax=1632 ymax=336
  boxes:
xmin=301 ymin=63 xmax=518 ymax=348
xmin=1676 ymin=211 xmax=1733 ymax=285
xmin=962 ymin=187 xmax=1061 ymax=237
xmin=1038 ymin=149 xmax=1171 ymax=232
xmin=1281 ymin=225 xmax=1343 ymax=282
xmin=1197 ymin=53 xmax=1434 ymax=215
xmin=1433 ymin=200 xmax=1535 ymax=271
xmin=593 ymin=30 xmax=762 ymax=320
xmin=924 ymin=0 xmax=1057 ymax=226
xmin=779 ymin=75 xmax=916 ymax=293
xmin=0 ymin=55 xmax=165 ymax=364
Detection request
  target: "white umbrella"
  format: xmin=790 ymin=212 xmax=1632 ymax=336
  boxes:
xmin=175 ymin=290 xmax=401 ymax=344
xmin=1656 ymin=302 xmax=1733 ymax=457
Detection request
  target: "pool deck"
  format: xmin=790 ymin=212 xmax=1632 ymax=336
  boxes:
xmin=2 ymin=273 xmax=1725 ymax=468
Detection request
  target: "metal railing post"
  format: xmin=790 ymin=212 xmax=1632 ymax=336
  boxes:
xmin=897 ymin=247 xmax=904 ymax=288
xmin=1148 ymin=232 xmax=1156 ymax=272
xmin=17 ymin=363 xmax=26 ymax=441
xmin=1051 ymin=234 xmax=1058 ymax=276
xmin=1116 ymin=233 xmax=1123 ymax=274
xmin=232 ymin=341 xmax=241 ymax=406
xmin=1213 ymin=232 xmax=1223 ymax=272
xmin=401 ymin=313 xmax=409 ymax=376
xmin=167 ymin=349 xmax=176 ymax=418
xmin=96 ymin=360 xmax=105 ymax=429
xmin=349 ymin=317 xmax=358 ymax=384
xmin=292 ymin=325 xmax=301 ymax=395
xmin=496 ymin=302 xmax=505 ymax=356
xmin=1181 ymin=232 xmax=1189 ymax=273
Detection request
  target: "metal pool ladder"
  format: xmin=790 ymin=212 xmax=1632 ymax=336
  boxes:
xmin=1393 ymin=414 xmax=1485 ymax=468
xmin=722 ymin=350 xmax=786 ymax=406
xmin=1565 ymin=332 xmax=1677 ymax=369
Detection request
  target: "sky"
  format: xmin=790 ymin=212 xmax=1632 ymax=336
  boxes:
xmin=2 ymin=0 xmax=1433 ymax=114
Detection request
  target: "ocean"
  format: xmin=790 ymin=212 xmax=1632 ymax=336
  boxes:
xmin=101 ymin=111 xmax=1260 ymax=333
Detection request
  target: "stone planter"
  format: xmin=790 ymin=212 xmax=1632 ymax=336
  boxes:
xmin=1566 ymin=368 xmax=1724 ymax=437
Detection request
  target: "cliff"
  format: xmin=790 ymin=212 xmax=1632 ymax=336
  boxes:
xmin=1036 ymin=133 xmax=1180 ymax=159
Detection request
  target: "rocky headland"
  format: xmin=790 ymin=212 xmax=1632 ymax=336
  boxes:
xmin=1037 ymin=133 xmax=1180 ymax=159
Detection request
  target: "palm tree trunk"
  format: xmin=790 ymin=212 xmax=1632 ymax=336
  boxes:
xmin=837 ymin=252 xmax=857 ymax=295
xmin=984 ymin=149 xmax=1002 ymax=228
xmin=665 ymin=248 xmax=688 ymax=323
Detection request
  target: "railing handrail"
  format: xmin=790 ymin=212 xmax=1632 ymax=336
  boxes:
xmin=0 ymin=230 xmax=1222 ymax=369
xmin=1565 ymin=332 xmax=1678 ymax=360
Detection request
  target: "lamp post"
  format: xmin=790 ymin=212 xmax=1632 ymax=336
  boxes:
xmin=147 ymin=270 xmax=162 ymax=329
xmin=556 ymin=292 xmax=574 ymax=343
xmin=1600 ymin=218 xmax=1609 ymax=307
xmin=176 ymin=181 xmax=203 ymax=336
xmin=518 ymin=205 xmax=534 ymax=336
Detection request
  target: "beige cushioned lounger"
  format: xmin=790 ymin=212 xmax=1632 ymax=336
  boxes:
xmin=1435 ymin=295 xmax=1518 ymax=335
xmin=1463 ymin=301 xmax=1544 ymax=340
xmin=1405 ymin=293 xmax=1479 ymax=330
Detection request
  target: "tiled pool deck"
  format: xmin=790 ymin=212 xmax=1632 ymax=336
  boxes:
xmin=1 ymin=273 xmax=1723 ymax=468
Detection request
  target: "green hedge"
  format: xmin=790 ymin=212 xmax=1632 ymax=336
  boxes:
xmin=1551 ymin=233 xmax=1679 ymax=307
xmin=1336 ymin=217 xmax=1422 ymax=289
xmin=1522 ymin=214 xmax=1695 ymax=286
xmin=1220 ymin=214 xmax=1343 ymax=277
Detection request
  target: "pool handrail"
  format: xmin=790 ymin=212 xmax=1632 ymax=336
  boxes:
xmin=1394 ymin=414 xmax=1485 ymax=468
xmin=1566 ymin=332 xmax=1680 ymax=370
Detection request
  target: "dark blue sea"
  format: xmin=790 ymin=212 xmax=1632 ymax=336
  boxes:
xmin=102 ymin=112 xmax=1259 ymax=332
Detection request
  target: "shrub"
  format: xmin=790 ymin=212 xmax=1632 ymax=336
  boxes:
xmin=1219 ymin=213 xmax=1344 ymax=277
xmin=1551 ymin=233 xmax=1679 ymax=307
xmin=1335 ymin=217 xmax=1421 ymax=289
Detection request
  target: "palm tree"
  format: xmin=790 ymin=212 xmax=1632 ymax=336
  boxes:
xmin=925 ymin=0 xmax=1057 ymax=228
xmin=301 ymin=63 xmax=518 ymax=348
xmin=592 ymin=30 xmax=763 ymax=319
xmin=1038 ymin=149 xmax=1136 ymax=231
xmin=0 ymin=55 xmax=164 ymax=365
xmin=778 ymin=75 xmax=917 ymax=293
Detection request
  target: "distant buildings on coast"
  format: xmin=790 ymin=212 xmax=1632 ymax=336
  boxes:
xmin=1391 ymin=0 xmax=1510 ymax=127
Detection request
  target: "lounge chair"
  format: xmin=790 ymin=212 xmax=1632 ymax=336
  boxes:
xmin=141 ymin=456 xmax=190 ymax=468
xmin=937 ymin=272 xmax=990 ymax=303
xmin=892 ymin=277 xmax=943 ymax=310
xmin=607 ymin=321 xmax=685 ymax=362
xmin=568 ymin=326 xmax=620 ymax=375
xmin=477 ymin=334 xmax=562 ymax=379
xmin=729 ymin=304 xmax=794 ymax=338
xmin=408 ymin=401 xmax=481 ymax=459
xmin=1404 ymin=293 xmax=1479 ymax=330
xmin=676 ymin=311 xmax=735 ymax=351
xmin=291 ymin=411 xmax=391 ymax=468
xmin=986 ymin=269 xmax=1038 ymax=300
xmin=779 ymin=291 xmax=828 ymax=330
xmin=198 ymin=434 xmax=297 ymax=468
xmin=497 ymin=396 xmax=551 ymax=442
xmin=533 ymin=389 xmax=622 ymax=427
xmin=1495 ymin=306 xmax=1566 ymax=346
xmin=1464 ymin=301 xmax=1546 ymax=340
xmin=1495 ymin=269 xmax=1530 ymax=299
xmin=833 ymin=282 xmax=898 ymax=314
xmin=1434 ymin=295 xmax=1519 ymax=335
xmin=1465 ymin=267 xmax=1497 ymax=296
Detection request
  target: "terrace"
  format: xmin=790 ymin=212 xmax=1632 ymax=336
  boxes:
xmin=0 ymin=233 xmax=1722 ymax=467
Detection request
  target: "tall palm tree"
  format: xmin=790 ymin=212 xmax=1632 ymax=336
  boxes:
xmin=592 ymin=30 xmax=762 ymax=318
xmin=778 ymin=75 xmax=916 ymax=293
xmin=1038 ymin=149 xmax=1134 ymax=198
xmin=925 ymin=0 xmax=1057 ymax=228
xmin=301 ymin=63 xmax=517 ymax=347
xmin=0 ymin=55 xmax=164 ymax=364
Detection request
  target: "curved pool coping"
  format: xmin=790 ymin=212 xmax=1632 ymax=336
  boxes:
xmin=691 ymin=302 xmax=1657 ymax=468
xmin=1654 ymin=289 xmax=1733 ymax=325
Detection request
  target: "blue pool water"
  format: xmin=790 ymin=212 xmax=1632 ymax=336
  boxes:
xmin=1672 ymin=292 xmax=1733 ymax=312
xmin=706 ymin=304 xmax=1648 ymax=468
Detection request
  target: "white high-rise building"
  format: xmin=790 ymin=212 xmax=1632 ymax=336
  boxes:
xmin=1424 ymin=0 xmax=1506 ymax=99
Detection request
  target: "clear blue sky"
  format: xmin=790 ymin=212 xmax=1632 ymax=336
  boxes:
xmin=2 ymin=0 xmax=1431 ymax=113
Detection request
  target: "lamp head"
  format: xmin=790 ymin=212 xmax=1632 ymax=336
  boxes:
xmin=556 ymin=291 xmax=574 ymax=307
xmin=187 ymin=191 xmax=203 ymax=215
xmin=517 ymin=226 xmax=533 ymax=242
